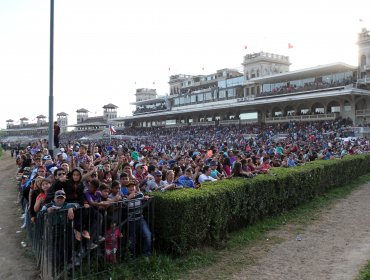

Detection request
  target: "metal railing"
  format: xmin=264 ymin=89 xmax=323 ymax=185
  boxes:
xmin=26 ymin=199 xmax=154 ymax=279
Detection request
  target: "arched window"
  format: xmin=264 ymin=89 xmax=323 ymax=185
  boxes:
xmin=361 ymin=54 xmax=366 ymax=66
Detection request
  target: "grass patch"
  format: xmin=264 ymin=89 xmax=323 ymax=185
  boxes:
xmin=89 ymin=173 xmax=370 ymax=280
xmin=357 ymin=262 xmax=370 ymax=280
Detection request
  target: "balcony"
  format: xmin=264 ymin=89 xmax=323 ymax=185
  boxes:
xmin=356 ymin=109 xmax=370 ymax=116
xmin=265 ymin=113 xmax=337 ymax=123
xmin=191 ymin=121 xmax=215 ymax=126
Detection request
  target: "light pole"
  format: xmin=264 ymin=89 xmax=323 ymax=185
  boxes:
xmin=48 ymin=0 xmax=54 ymax=156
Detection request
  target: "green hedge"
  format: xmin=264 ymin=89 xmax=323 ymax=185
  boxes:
xmin=152 ymin=154 xmax=370 ymax=255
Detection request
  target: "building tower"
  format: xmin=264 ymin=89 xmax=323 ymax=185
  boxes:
xmin=6 ymin=119 xmax=14 ymax=129
xmin=357 ymin=28 xmax=370 ymax=89
xmin=242 ymin=51 xmax=290 ymax=80
xmin=36 ymin=115 xmax=47 ymax=127
xmin=57 ymin=112 xmax=68 ymax=133
xmin=135 ymin=88 xmax=157 ymax=102
xmin=19 ymin=117 xmax=29 ymax=127
xmin=103 ymin=103 xmax=118 ymax=120
xmin=76 ymin=108 xmax=89 ymax=124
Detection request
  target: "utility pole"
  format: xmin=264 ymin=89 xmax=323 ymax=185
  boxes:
xmin=48 ymin=0 xmax=54 ymax=156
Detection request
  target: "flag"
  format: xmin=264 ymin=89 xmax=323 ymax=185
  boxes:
xmin=244 ymin=45 xmax=248 ymax=49
xmin=168 ymin=67 xmax=171 ymax=71
xmin=109 ymin=124 xmax=116 ymax=134
xmin=202 ymin=67 xmax=204 ymax=71
xmin=359 ymin=18 xmax=363 ymax=22
xmin=288 ymin=43 xmax=293 ymax=49
xmin=153 ymin=81 xmax=155 ymax=85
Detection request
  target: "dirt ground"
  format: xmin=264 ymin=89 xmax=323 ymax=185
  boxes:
xmin=185 ymin=177 xmax=370 ymax=280
xmin=233 ymin=181 xmax=370 ymax=280
xmin=0 ymin=152 xmax=38 ymax=279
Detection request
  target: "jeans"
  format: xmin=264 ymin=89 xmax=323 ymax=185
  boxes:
xmin=128 ymin=218 xmax=152 ymax=257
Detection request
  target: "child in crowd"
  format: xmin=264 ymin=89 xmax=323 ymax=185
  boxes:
xmin=34 ymin=178 xmax=51 ymax=213
xmin=104 ymin=220 xmax=123 ymax=263
xmin=109 ymin=180 xmax=123 ymax=201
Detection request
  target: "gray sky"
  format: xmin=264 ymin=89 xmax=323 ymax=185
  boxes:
xmin=0 ymin=0 xmax=369 ymax=129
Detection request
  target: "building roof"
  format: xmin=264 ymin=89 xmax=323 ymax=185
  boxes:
xmin=69 ymin=115 xmax=107 ymax=127
xmin=103 ymin=103 xmax=118 ymax=109
xmin=6 ymin=119 xmax=14 ymax=122
xmin=79 ymin=116 xmax=105 ymax=124
xmin=36 ymin=115 xmax=47 ymax=119
xmin=76 ymin=108 xmax=89 ymax=113
xmin=20 ymin=117 xmax=29 ymax=121
xmin=251 ymin=62 xmax=356 ymax=84
xmin=57 ymin=112 xmax=68 ymax=116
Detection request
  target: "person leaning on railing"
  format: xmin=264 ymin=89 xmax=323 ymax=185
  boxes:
xmin=123 ymin=181 xmax=152 ymax=258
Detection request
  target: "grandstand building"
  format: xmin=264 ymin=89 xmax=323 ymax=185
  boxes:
xmin=1 ymin=113 xmax=68 ymax=142
xmin=113 ymin=28 xmax=370 ymax=129
xmin=2 ymin=29 xmax=370 ymax=141
xmin=69 ymin=103 xmax=118 ymax=131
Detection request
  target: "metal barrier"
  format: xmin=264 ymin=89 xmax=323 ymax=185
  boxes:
xmin=26 ymin=199 xmax=154 ymax=279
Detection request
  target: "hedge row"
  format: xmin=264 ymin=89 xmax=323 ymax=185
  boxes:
xmin=152 ymin=154 xmax=370 ymax=255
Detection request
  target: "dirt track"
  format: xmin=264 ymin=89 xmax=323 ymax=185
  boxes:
xmin=0 ymin=152 xmax=38 ymax=279
xmin=185 ymin=176 xmax=370 ymax=280
xmin=233 ymin=181 xmax=370 ymax=280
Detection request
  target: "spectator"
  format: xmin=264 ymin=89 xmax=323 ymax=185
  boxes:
xmin=54 ymin=121 xmax=61 ymax=148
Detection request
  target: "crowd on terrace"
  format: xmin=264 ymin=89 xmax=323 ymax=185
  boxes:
xmin=258 ymin=77 xmax=355 ymax=97
xmin=2 ymin=118 xmax=369 ymax=270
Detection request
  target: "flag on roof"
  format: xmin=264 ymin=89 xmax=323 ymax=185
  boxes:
xmin=288 ymin=43 xmax=293 ymax=49
xmin=244 ymin=45 xmax=248 ymax=49
xmin=109 ymin=124 xmax=116 ymax=134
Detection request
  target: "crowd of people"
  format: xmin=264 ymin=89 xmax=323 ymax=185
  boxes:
xmin=4 ymin=118 xmax=370 ymax=271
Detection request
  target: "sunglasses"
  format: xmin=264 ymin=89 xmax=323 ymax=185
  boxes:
xmin=57 ymin=172 xmax=66 ymax=176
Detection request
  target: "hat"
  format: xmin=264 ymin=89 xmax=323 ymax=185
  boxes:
xmin=56 ymin=152 xmax=62 ymax=156
xmin=154 ymin=170 xmax=162 ymax=176
xmin=210 ymin=161 xmax=218 ymax=166
xmin=135 ymin=163 xmax=144 ymax=170
xmin=55 ymin=189 xmax=66 ymax=198
xmin=42 ymin=155 xmax=52 ymax=161
xmin=60 ymin=148 xmax=65 ymax=152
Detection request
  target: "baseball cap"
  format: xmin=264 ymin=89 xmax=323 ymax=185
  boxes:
xmin=55 ymin=189 xmax=66 ymax=198
xmin=135 ymin=163 xmax=144 ymax=170
xmin=154 ymin=170 xmax=162 ymax=176
xmin=42 ymin=155 xmax=52 ymax=161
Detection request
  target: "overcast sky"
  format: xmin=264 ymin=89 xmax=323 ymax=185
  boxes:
xmin=0 ymin=0 xmax=369 ymax=129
